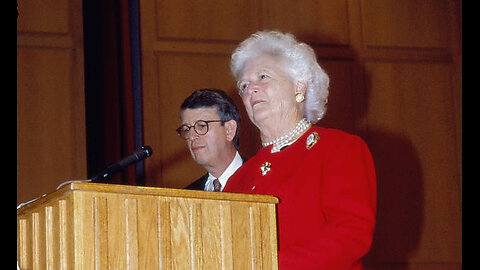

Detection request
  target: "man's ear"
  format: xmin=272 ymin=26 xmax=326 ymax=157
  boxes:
xmin=224 ymin=120 xmax=237 ymax=142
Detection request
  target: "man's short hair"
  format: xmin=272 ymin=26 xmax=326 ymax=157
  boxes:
xmin=180 ymin=88 xmax=241 ymax=149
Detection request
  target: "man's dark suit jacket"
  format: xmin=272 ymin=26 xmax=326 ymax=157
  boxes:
xmin=184 ymin=155 xmax=247 ymax=191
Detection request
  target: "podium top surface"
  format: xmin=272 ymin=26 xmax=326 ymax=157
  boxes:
xmin=17 ymin=182 xmax=278 ymax=214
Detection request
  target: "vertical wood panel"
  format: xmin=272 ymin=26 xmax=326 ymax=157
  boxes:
xmin=201 ymin=202 xmax=222 ymax=269
xmin=45 ymin=206 xmax=56 ymax=269
xmin=230 ymin=204 xmax=252 ymax=269
xmin=106 ymin=196 xmax=127 ymax=269
xmin=18 ymin=218 xmax=30 ymax=268
xmin=74 ymin=193 xmax=95 ymax=269
xmin=191 ymin=203 xmax=204 ymax=269
xmin=259 ymin=204 xmax=277 ymax=270
xmin=318 ymin=60 xmax=356 ymax=133
xmin=17 ymin=0 xmax=70 ymax=34
xmin=262 ymin=0 xmax=350 ymax=45
xmin=266 ymin=204 xmax=279 ymax=269
xmin=32 ymin=212 xmax=44 ymax=269
xmin=93 ymin=197 xmax=108 ymax=269
xmin=158 ymin=199 xmax=172 ymax=269
xmin=125 ymin=199 xmax=139 ymax=269
xmin=137 ymin=197 xmax=160 ymax=269
xmin=202 ymin=201 xmax=222 ymax=269
xmin=156 ymin=0 xmax=257 ymax=41
xmin=360 ymin=0 xmax=450 ymax=49
xmin=219 ymin=203 xmax=233 ymax=269
xmin=17 ymin=0 xmax=86 ymax=205
xmin=58 ymin=200 xmax=69 ymax=270
xmin=364 ymin=62 xmax=461 ymax=265
xmin=17 ymin=49 xmax=82 ymax=198
xmin=169 ymin=199 xmax=192 ymax=269
xmin=249 ymin=206 xmax=262 ymax=270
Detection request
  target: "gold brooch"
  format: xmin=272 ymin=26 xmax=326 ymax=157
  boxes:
xmin=306 ymin=132 xmax=319 ymax=150
xmin=260 ymin=162 xmax=272 ymax=176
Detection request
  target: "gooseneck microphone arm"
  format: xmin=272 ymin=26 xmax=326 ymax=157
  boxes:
xmin=90 ymin=145 xmax=153 ymax=182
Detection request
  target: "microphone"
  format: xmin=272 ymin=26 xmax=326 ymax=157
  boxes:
xmin=90 ymin=145 xmax=153 ymax=182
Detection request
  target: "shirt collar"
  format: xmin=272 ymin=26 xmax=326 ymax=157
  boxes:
xmin=207 ymin=151 xmax=242 ymax=190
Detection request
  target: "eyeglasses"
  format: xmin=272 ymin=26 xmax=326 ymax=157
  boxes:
xmin=176 ymin=120 xmax=223 ymax=139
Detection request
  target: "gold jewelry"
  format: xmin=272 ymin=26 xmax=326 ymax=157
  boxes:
xmin=260 ymin=162 xmax=272 ymax=176
xmin=306 ymin=132 xmax=319 ymax=150
xmin=295 ymin=92 xmax=305 ymax=103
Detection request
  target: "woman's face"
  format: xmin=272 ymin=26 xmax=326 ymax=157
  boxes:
xmin=238 ymin=54 xmax=298 ymax=128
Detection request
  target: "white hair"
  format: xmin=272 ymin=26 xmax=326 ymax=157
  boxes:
xmin=230 ymin=30 xmax=330 ymax=123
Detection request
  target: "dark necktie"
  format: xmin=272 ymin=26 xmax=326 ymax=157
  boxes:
xmin=213 ymin=179 xmax=222 ymax=192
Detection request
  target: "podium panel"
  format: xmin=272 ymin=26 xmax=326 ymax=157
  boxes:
xmin=17 ymin=183 xmax=279 ymax=269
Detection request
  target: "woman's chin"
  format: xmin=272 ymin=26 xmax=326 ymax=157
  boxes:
xmin=251 ymin=111 xmax=270 ymax=127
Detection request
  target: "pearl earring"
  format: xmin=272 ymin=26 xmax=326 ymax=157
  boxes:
xmin=295 ymin=92 xmax=305 ymax=103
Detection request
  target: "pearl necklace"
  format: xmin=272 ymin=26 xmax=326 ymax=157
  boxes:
xmin=262 ymin=118 xmax=311 ymax=153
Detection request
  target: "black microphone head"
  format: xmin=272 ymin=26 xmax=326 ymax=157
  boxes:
xmin=90 ymin=145 xmax=153 ymax=182
xmin=142 ymin=145 xmax=153 ymax=157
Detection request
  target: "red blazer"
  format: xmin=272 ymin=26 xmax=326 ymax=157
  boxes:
xmin=224 ymin=127 xmax=376 ymax=270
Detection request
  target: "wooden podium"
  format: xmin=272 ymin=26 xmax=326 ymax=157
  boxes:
xmin=17 ymin=182 xmax=279 ymax=269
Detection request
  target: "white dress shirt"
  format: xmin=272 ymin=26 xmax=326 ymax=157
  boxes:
xmin=204 ymin=151 xmax=243 ymax=191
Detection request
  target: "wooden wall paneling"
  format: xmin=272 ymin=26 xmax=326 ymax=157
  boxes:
xmin=17 ymin=0 xmax=70 ymax=34
xmin=316 ymin=60 xmax=356 ymax=134
xmin=262 ymin=0 xmax=350 ymax=45
xmin=140 ymin=0 xmax=262 ymax=188
xmin=363 ymin=62 xmax=462 ymax=267
xmin=155 ymin=0 xmax=258 ymax=41
xmin=17 ymin=0 xmax=86 ymax=205
xmin=356 ymin=1 xmax=462 ymax=268
xmin=447 ymin=0 xmax=462 ymax=184
xmin=17 ymin=48 xmax=79 ymax=198
xmin=360 ymin=0 xmax=450 ymax=49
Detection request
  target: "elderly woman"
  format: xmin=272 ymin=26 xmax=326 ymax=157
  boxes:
xmin=223 ymin=31 xmax=377 ymax=269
